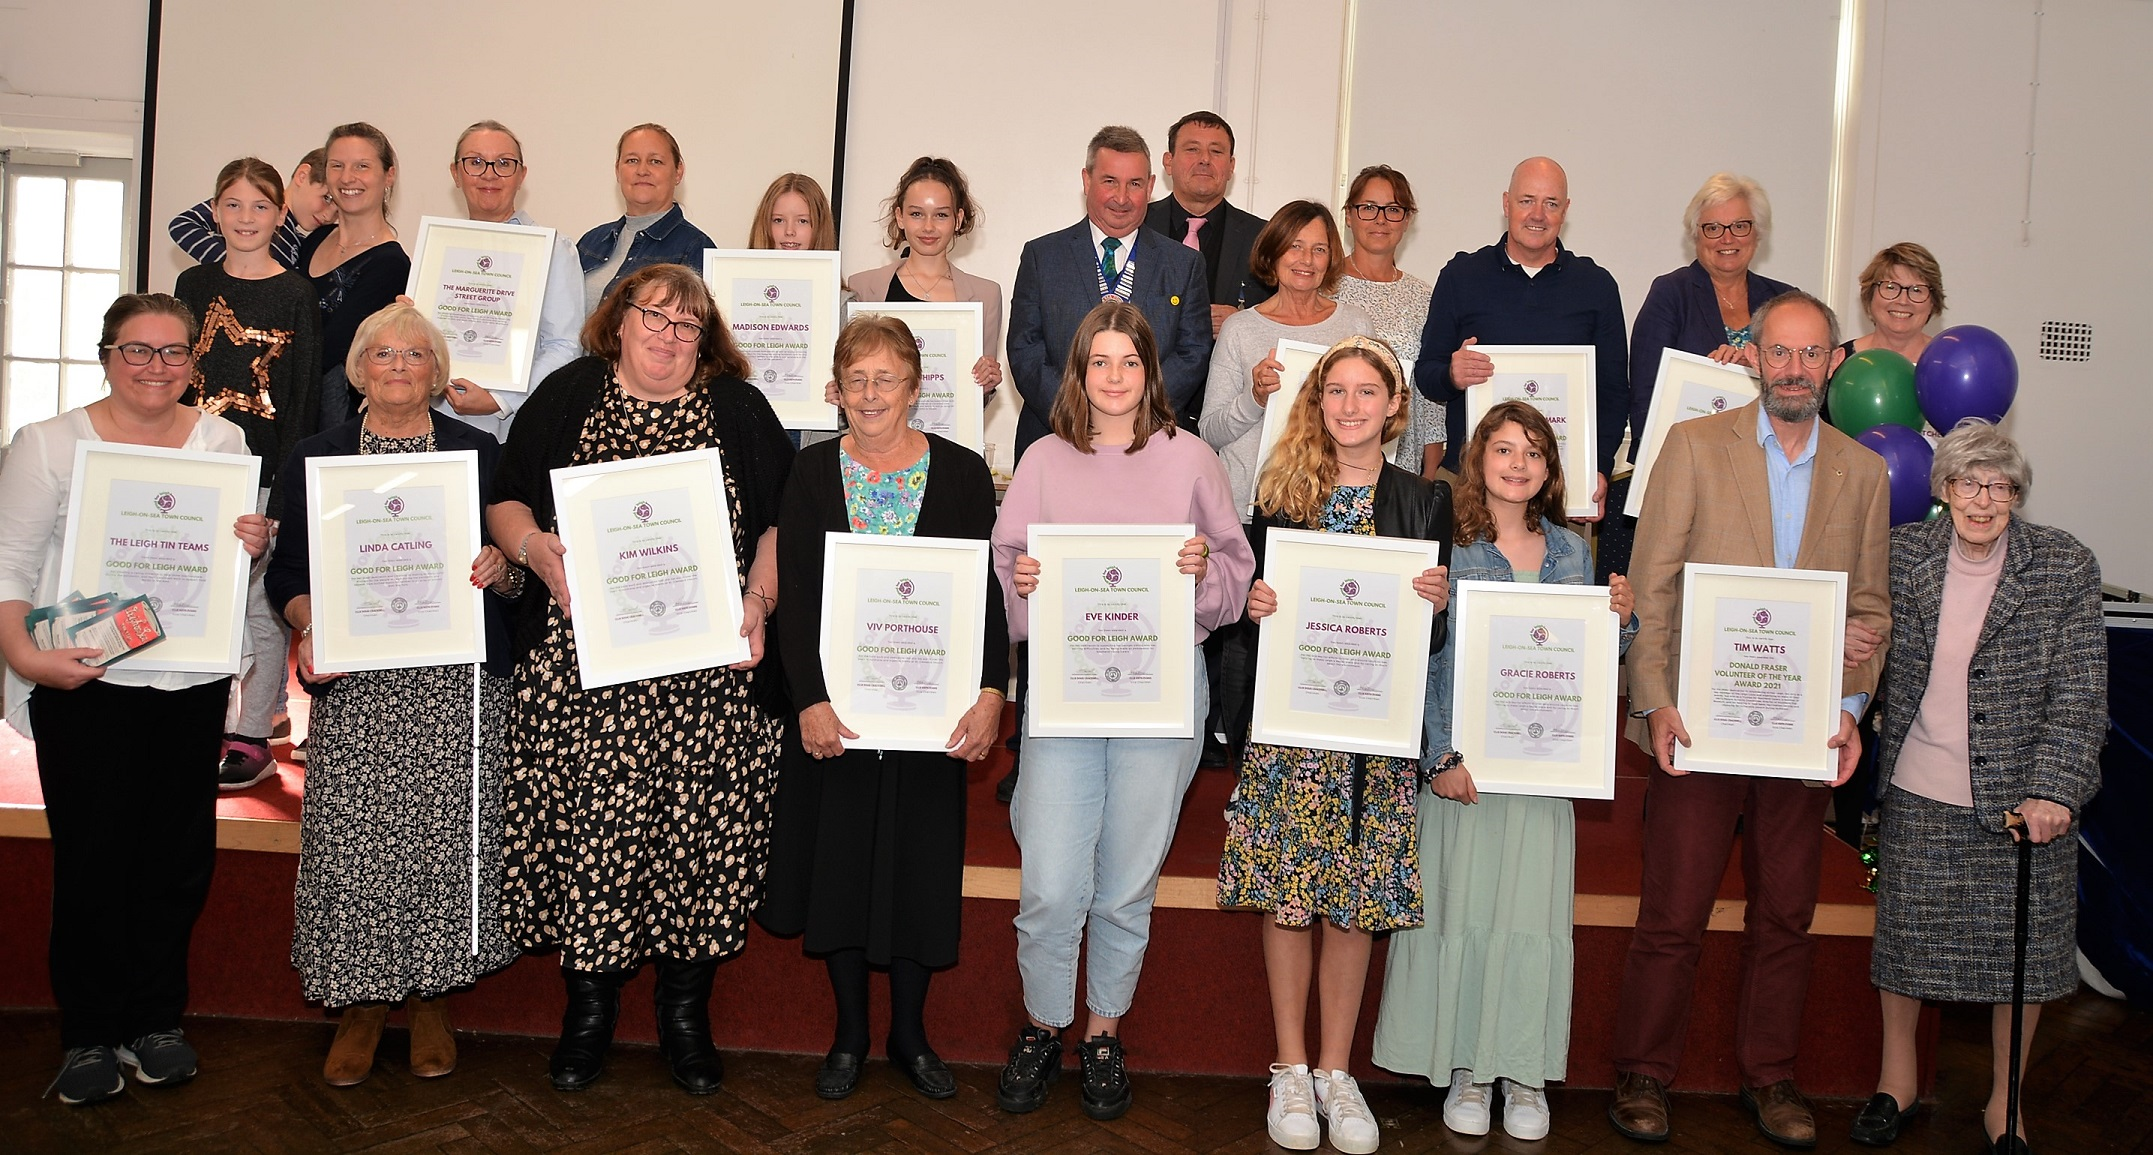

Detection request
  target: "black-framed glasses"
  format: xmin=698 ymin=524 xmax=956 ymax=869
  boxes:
xmin=1760 ymin=344 xmax=1830 ymax=369
xmin=1948 ymin=477 xmax=2019 ymax=502
xmin=107 ymin=342 xmax=193 ymax=367
xmin=456 ymin=156 xmax=524 ymax=178
xmin=629 ymin=303 xmax=705 ymax=343
xmin=1877 ymin=280 xmax=1931 ymax=303
xmin=1699 ymin=219 xmax=1755 ymax=240
xmin=1349 ymin=202 xmax=1409 ymax=222
xmin=366 ymin=346 xmax=436 ymax=367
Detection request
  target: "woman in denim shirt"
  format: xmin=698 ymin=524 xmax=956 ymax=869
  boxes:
xmin=1373 ymin=400 xmax=1637 ymax=1142
xmin=576 ymin=124 xmax=717 ymax=308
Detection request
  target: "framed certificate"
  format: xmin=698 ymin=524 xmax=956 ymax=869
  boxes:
xmin=304 ymin=451 xmax=485 ymax=673
xmin=1026 ymin=524 xmax=1197 ymax=739
xmin=550 ymin=449 xmax=747 ymax=689
xmin=844 ymin=301 xmax=986 ymax=454
xmin=1249 ymin=337 xmax=1330 ymax=514
xmin=57 ymin=442 xmax=257 ymax=674
xmin=1250 ymin=529 xmax=1442 ymax=759
xmin=819 ymin=532 xmax=991 ymax=752
xmin=703 ymin=248 xmax=843 ymax=431
xmin=405 ymin=215 xmax=556 ymax=393
xmin=1465 ymin=345 xmax=1598 ymax=518
xmin=1626 ymin=349 xmax=1759 ymax=518
xmin=1674 ymin=562 xmax=1847 ymax=781
xmin=1448 ymin=581 xmax=1621 ymax=799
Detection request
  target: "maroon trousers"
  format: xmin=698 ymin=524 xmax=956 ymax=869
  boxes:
xmin=1612 ymin=766 xmax=1831 ymax=1087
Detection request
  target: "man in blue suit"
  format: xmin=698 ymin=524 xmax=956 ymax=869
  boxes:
xmin=1008 ymin=125 xmax=1211 ymax=463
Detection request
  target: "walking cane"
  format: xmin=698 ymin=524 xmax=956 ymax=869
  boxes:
xmin=2000 ymin=809 xmax=2033 ymax=1155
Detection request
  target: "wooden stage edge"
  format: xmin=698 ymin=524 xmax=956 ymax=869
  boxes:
xmin=0 ymin=802 xmax=1877 ymax=937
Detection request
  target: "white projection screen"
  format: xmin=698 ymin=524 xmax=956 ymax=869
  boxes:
xmin=143 ymin=0 xmax=846 ymax=294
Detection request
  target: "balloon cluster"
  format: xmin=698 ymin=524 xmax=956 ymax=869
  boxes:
xmin=1827 ymin=325 xmax=2019 ymax=525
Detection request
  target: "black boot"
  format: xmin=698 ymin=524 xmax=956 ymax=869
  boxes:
xmin=549 ymin=967 xmax=627 ymax=1091
xmin=654 ymin=957 xmax=724 ymax=1095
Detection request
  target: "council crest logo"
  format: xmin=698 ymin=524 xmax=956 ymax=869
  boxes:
xmin=1103 ymin=566 xmax=1123 ymax=587
xmin=764 ymin=284 xmax=781 ymax=303
xmin=897 ymin=579 xmax=915 ymax=599
xmin=385 ymin=496 xmax=405 ymax=517
xmin=633 ymin=501 xmax=654 ymax=522
xmin=1340 ymin=579 xmax=1361 ymax=599
xmin=1530 ymin=624 xmax=1550 ymax=646
xmin=155 ymin=491 xmax=176 ymax=513
xmin=1753 ymin=607 xmax=1772 ymax=627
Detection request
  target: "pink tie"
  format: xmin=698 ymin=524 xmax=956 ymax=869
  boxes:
xmin=1182 ymin=216 xmax=1206 ymax=250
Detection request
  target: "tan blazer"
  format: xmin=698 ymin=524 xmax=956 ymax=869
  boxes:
xmin=1627 ymin=400 xmax=1892 ymax=718
xmin=845 ymin=260 xmax=1004 ymax=373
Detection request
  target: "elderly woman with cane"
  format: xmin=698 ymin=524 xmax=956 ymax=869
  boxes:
xmin=1856 ymin=420 xmax=2107 ymax=1153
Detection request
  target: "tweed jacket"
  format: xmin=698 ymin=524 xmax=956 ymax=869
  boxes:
xmin=1878 ymin=517 xmax=2108 ymax=832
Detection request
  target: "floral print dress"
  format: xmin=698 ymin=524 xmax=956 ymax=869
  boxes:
xmin=1216 ymin=483 xmax=1423 ymax=932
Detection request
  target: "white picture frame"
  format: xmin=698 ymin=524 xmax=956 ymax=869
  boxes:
xmin=1626 ymin=348 xmax=1759 ymax=518
xmin=843 ymin=300 xmax=986 ymax=455
xmin=1466 ymin=344 xmax=1598 ymax=519
xmin=702 ymin=248 xmax=844 ymax=430
xmin=304 ymin=450 xmax=486 ymax=674
xmin=404 ymin=215 xmax=557 ymax=393
xmin=1447 ymin=580 xmax=1621 ymax=799
xmin=1025 ymin=524 xmax=1197 ymax=739
xmin=1674 ymin=562 xmax=1848 ymax=781
xmin=819 ymin=532 xmax=991 ymax=752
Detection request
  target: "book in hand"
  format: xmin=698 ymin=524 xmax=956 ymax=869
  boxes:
xmin=26 ymin=590 xmax=167 ymax=666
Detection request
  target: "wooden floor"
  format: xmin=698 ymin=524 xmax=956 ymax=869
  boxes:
xmin=4 ymin=993 xmax=2147 ymax=1154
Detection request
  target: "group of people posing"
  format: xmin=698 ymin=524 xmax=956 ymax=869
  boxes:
xmin=4 ymin=110 xmax=2106 ymax=1155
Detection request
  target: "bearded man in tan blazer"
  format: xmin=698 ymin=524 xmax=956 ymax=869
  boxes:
xmin=1607 ymin=290 xmax=1891 ymax=1148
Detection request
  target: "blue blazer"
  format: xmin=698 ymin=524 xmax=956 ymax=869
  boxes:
xmin=1626 ymin=259 xmax=1796 ymax=447
xmin=1006 ymin=220 xmax=1211 ymax=460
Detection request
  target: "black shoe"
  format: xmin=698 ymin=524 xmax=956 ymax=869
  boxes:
xmin=1199 ymin=737 xmax=1231 ymax=768
xmin=815 ymin=1050 xmax=864 ymax=1100
xmin=549 ymin=968 xmax=625 ymax=1091
xmin=996 ymin=1024 xmax=1061 ymax=1113
xmin=654 ymin=958 xmax=723 ymax=1095
xmin=1850 ymin=1092 xmax=1918 ymax=1146
xmin=896 ymin=1049 xmax=957 ymax=1099
xmin=996 ymin=764 xmax=1020 ymax=804
xmin=1077 ymin=1032 xmax=1132 ymax=1121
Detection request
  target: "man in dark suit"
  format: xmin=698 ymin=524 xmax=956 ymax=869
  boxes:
xmin=1146 ymin=111 xmax=1274 ymax=340
xmin=1008 ymin=125 xmax=1211 ymax=463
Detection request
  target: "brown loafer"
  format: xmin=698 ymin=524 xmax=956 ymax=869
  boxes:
xmin=1608 ymin=1069 xmax=1670 ymax=1142
xmin=407 ymin=995 xmax=457 ymax=1078
xmin=1741 ymin=1079 xmax=1818 ymax=1148
xmin=324 ymin=1004 xmax=388 ymax=1087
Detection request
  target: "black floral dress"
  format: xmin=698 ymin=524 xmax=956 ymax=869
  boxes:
xmin=499 ymin=382 xmax=784 ymax=971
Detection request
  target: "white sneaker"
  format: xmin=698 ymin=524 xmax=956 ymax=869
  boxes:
xmin=1315 ymin=1068 xmax=1381 ymax=1154
xmin=1499 ymin=1078 xmax=1551 ymax=1140
xmin=1441 ymin=1069 xmax=1493 ymax=1136
xmin=1264 ymin=1064 xmax=1320 ymax=1150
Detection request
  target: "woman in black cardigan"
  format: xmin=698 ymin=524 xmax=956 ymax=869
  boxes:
xmin=757 ymin=315 xmax=1008 ymax=1103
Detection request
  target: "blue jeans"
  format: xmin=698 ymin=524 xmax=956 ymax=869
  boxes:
xmin=1009 ymin=649 xmax=1207 ymax=1027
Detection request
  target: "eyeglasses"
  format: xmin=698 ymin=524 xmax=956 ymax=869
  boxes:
xmin=1699 ymin=219 xmax=1755 ymax=240
xmin=107 ymin=343 xmax=194 ymax=367
xmin=1948 ymin=477 xmax=2019 ymax=502
xmin=456 ymin=156 xmax=524 ymax=178
xmin=1877 ymin=280 xmax=1931 ymax=303
xmin=1349 ymin=202 xmax=1409 ymax=222
xmin=1760 ymin=344 xmax=1831 ymax=369
xmin=366 ymin=346 xmax=436 ymax=366
xmin=840 ymin=373 xmax=909 ymax=395
xmin=629 ymin=303 xmax=705 ymax=343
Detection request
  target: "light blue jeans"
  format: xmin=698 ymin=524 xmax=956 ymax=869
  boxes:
xmin=1010 ymin=648 xmax=1207 ymax=1028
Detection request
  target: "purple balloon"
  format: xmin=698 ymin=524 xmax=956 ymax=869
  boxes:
xmin=1916 ymin=324 xmax=2018 ymax=432
xmin=1858 ymin=423 xmax=1937 ymax=525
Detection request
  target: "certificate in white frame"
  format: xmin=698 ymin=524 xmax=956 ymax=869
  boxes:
xmin=703 ymin=248 xmax=843 ymax=430
xmin=819 ymin=532 xmax=991 ymax=752
xmin=1250 ymin=528 xmax=1441 ymax=759
xmin=1249 ymin=337 xmax=1331 ymax=514
xmin=1448 ymin=580 xmax=1620 ymax=799
xmin=1626 ymin=349 xmax=1759 ymax=518
xmin=404 ymin=215 xmax=557 ymax=394
xmin=843 ymin=301 xmax=986 ymax=454
xmin=550 ymin=448 xmax=747 ymax=689
xmin=304 ymin=450 xmax=486 ymax=674
xmin=1674 ymin=562 xmax=1847 ymax=781
xmin=1465 ymin=345 xmax=1598 ymax=518
xmin=1026 ymin=524 xmax=1197 ymax=739
xmin=57 ymin=442 xmax=257 ymax=674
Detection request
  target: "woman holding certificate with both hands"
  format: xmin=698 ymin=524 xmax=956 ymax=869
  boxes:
xmin=757 ymin=315 xmax=1008 ymax=1102
xmin=265 ymin=304 xmax=523 ymax=1087
xmin=991 ymin=300 xmax=1253 ymax=1121
xmin=1373 ymin=400 xmax=1635 ymax=1142
xmin=0 ymin=294 xmax=273 ymax=1106
xmin=1217 ymin=335 xmax=1450 ymax=1154
xmin=488 ymin=263 xmax=794 ymax=1097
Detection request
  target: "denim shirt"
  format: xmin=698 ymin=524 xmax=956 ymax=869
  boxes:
xmin=1422 ymin=519 xmax=1638 ymax=767
xmin=574 ymin=203 xmax=717 ymax=295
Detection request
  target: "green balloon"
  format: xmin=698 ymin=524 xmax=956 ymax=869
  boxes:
xmin=1828 ymin=349 xmax=1923 ymax=437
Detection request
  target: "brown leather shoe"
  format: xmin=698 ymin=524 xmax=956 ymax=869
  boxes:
xmin=324 ymin=1004 xmax=388 ymax=1087
xmin=407 ymin=995 xmax=457 ymax=1078
xmin=1742 ymin=1079 xmax=1818 ymax=1148
xmin=1608 ymin=1069 xmax=1671 ymax=1142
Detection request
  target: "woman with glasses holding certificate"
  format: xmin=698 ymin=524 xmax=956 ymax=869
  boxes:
xmin=1218 ymin=336 xmax=1449 ymax=1154
xmin=757 ymin=315 xmax=1007 ymax=1102
xmin=1372 ymin=400 xmax=1634 ymax=1141
xmin=489 ymin=263 xmax=794 ymax=1097
xmin=0 ymin=294 xmax=272 ymax=1105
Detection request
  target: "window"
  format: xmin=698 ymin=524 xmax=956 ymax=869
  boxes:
xmin=3 ymin=155 xmax=133 ymax=442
